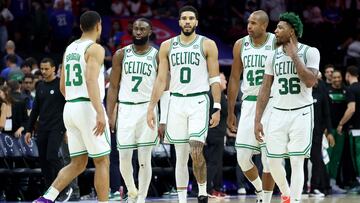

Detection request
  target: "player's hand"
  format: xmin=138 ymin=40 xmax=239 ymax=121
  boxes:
xmin=158 ymin=124 xmax=166 ymax=141
xmin=283 ymin=36 xmax=297 ymax=58
xmin=226 ymin=128 xmax=236 ymax=137
xmin=147 ymin=108 xmax=156 ymax=130
xmin=209 ymin=109 xmax=220 ymax=128
xmin=14 ymin=127 xmax=24 ymax=138
xmin=94 ymin=111 xmax=106 ymax=136
xmin=336 ymin=125 xmax=343 ymax=135
xmin=227 ymin=113 xmax=237 ymax=133
xmin=63 ymin=132 xmax=68 ymax=144
xmin=327 ymin=133 xmax=335 ymax=147
xmin=254 ymin=121 xmax=264 ymax=142
xmin=109 ymin=116 xmax=116 ymax=133
xmin=25 ymin=132 xmax=32 ymax=145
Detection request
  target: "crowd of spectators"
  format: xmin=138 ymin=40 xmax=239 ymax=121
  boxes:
xmin=0 ymin=0 xmax=360 ymax=201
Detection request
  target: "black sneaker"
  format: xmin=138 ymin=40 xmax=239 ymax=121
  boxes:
xmin=56 ymin=187 xmax=73 ymax=202
xmin=68 ymin=187 xmax=80 ymax=201
xmin=197 ymin=195 xmax=208 ymax=203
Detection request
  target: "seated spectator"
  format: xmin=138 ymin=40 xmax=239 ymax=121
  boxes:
xmin=303 ymin=3 xmax=324 ymax=25
xmin=152 ymin=0 xmax=172 ymax=18
xmin=347 ymin=32 xmax=360 ymax=58
xmin=1 ymin=40 xmax=23 ymax=68
xmin=111 ymin=0 xmax=129 ymax=16
xmin=127 ymin=0 xmax=152 ymax=17
xmin=0 ymin=82 xmax=28 ymax=137
xmin=25 ymin=57 xmax=39 ymax=74
xmin=20 ymin=61 xmax=32 ymax=75
xmin=21 ymin=74 xmax=35 ymax=111
xmin=0 ymin=54 xmax=23 ymax=81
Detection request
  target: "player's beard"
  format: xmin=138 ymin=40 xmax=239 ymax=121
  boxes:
xmin=133 ymin=36 xmax=149 ymax=45
xmin=182 ymin=26 xmax=196 ymax=36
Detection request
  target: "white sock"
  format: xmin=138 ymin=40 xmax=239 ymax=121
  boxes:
xmin=290 ymin=156 xmax=305 ymax=202
xmin=119 ymin=149 xmax=137 ymax=194
xmin=251 ymin=177 xmax=263 ymax=192
xmin=177 ymin=189 xmax=187 ymax=203
xmin=137 ymin=147 xmax=153 ymax=200
xmin=198 ymin=182 xmax=207 ymax=196
xmin=263 ymin=190 xmax=273 ymax=203
xmin=268 ymin=158 xmax=290 ymax=196
xmin=43 ymin=186 xmax=60 ymax=201
xmin=136 ymin=196 xmax=145 ymax=203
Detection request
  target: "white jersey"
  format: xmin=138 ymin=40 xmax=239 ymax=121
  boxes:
xmin=118 ymin=44 xmax=158 ymax=103
xmin=63 ymin=39 xmax=106 ymax=101
xmin=240 ymin=33 xmax=276 ymax=100
xmin=168 ymin=35 xmax=209 ymax=95
xmin=265 ymin=43 xmax=320 ymax=109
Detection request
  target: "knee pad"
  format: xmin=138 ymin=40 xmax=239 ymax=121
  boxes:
xmin=237 ymin=148 xmax=254 ymax=172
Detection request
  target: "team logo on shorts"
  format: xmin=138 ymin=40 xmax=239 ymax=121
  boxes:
xmin=147 ymin=56 xmax=153 ymax=60
xmin=193 ymin=44 xmax=199 ymax=49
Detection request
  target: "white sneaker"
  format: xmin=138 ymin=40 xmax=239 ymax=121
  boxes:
xmin=331 ymin=185 xmax=347 ymax=194
xmin=237 ymin=188 xmax=246 ymax=195
xmin=255 ymin=190 xmax=264 ymax=203
xmin=309 ymin=189 xmax=325 ymax=197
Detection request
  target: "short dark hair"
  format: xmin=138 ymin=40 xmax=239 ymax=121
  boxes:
xmin=6 ymin=54 xmax=17 ymax=64
xmin=347 ymin=65 xmax=359 ymax=77
xmin=41 ymin=57 xmax=55 ymax=67
xmin=23 ymin=73 xmax=34 ymax=81
xmin=324 ymin=64 xmax=335 ymax=70
xmin=25 ymin=57 xmax=38 ymax=67
xmin=80 ymin=11 xmax=101 ymax=32
xmin=134 ymin=18 xmax=152 ymax=30
xmin=279 ymin=12 xmax=303 ymax=38
xmin=179 ymin=5 xmax=198 ymax=19
xmin=7 ymin=80 xmax=20 ymax=92
xmin=20 ymin=61 xmax=31 ymax=69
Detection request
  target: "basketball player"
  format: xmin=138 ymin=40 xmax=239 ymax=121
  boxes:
xmin=106 ymin=18 xmax=164 ymax=203
xmin=227 ymin=10 xmax=275 ymax=203
xmin=255 ymin=12 xmax=320 ymax=203
xmin=33 ymin=11 xmax=110 ymax=203
xmin=146 ymin=5 xmax=221 ymax=203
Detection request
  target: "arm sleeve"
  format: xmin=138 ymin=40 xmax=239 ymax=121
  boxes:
xmin=264 ymin=52 xmax=275 ymax=75
xmin=306 ymin=47 xmax=320 ymax=70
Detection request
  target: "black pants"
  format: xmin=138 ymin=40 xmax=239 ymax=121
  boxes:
xmin=109 ymin=131 xmax=122 ymax=193
xmin=36 ymin=130 xmax=65 ymax=189
xmin=304 ymin=132 xmax=330 ymax=193
xmin=204 ymin=135 xmax=224 ymax=192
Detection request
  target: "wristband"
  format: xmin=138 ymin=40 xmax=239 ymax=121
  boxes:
xmin=213 ymin=102 xmax=221 ymax=110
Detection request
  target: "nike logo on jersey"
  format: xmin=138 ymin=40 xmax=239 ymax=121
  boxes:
xmin=198 ymin=100 xmax=205 ymax=104
xmin=302 ymin=112 xmax=309 ymax=116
